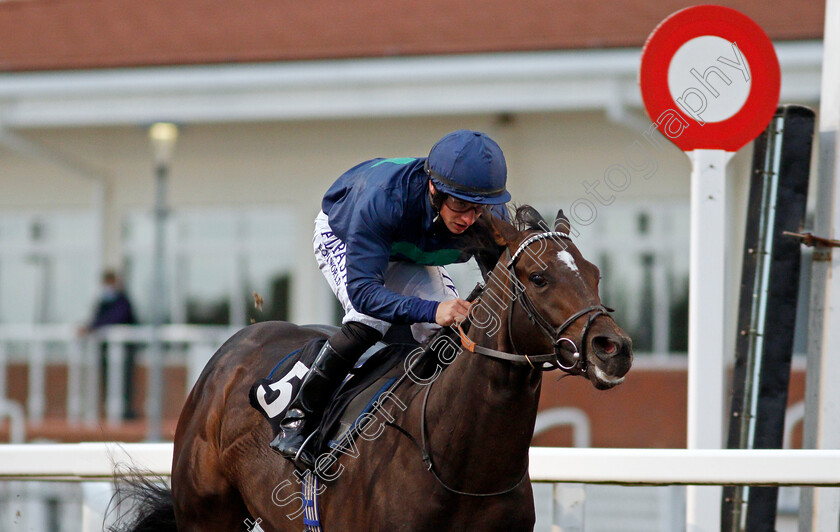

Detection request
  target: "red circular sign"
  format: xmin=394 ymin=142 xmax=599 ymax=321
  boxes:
xmin=640 ymin=5 xmax=780 ymax=152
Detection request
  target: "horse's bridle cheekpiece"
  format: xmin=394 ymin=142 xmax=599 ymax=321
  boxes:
xmin=457 ymin=231 xmax=611 ymax=374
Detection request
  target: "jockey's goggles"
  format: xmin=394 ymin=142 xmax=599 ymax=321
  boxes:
xmin=443 ymin=195 xmax=485 ymax=216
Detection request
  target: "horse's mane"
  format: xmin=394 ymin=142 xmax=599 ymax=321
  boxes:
xmin=511 ymin=204 xmax=549 ymax=232
xmin=459 ymin=203 xmax=549 ymax=279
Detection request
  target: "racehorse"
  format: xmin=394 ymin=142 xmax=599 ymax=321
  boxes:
xmin=111 ymin=206 xmax=632 ymax=532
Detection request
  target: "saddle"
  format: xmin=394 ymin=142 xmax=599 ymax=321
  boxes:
xmin=248 ymin=325 xmax=422 ymax=461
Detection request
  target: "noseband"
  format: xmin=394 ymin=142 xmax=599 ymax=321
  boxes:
xmin=458 ymin=231 xmax=611 ymax=373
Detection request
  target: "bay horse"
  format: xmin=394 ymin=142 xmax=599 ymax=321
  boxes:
xmin=112 ymin=206 xmax=632 ymax=532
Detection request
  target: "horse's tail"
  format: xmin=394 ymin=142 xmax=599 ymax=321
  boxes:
xmin=107 ymin=468 xmax=177 ymax=532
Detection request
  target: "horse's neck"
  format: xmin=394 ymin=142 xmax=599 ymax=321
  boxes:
xmin=424 ymin=266 xmax=542 ymax=481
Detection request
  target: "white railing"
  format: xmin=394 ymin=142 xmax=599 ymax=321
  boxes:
xmin=0 ymin=443 xmax=171 ymax=480
xmin=0 ymin=324 xmax=236 ymax=428
xmin=533 ymin=407 xmax=591 ymax=448
xmin=0 ymin=323 xmax=707 ymax=435
xmin=1 ymin=444 xmax=838 ymax=531
xmin=0 ymin=443 xmax=838 ymax=485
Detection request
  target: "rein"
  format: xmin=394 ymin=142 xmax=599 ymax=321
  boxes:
xmin=385 ymin=372 xmax=531 ymax=498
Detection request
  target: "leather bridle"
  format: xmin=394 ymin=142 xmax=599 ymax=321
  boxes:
xmin=457 ymin=231 xmax=611 ymax=374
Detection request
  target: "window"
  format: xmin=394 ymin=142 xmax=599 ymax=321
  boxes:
xmin=0 ymin=211 xmax=98 ymax=324
xmin=122 ymin=208 xmax=295 ymax=326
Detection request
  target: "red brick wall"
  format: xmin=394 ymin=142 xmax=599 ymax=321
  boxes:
xmin=0 ymin=363 xmax=808 ymax=446
xmin=533 ymin=366 xmax=807 ymax=449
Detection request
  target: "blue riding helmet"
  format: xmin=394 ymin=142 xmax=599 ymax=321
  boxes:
xmin=425 ymin=129 xmax=511 ymax=205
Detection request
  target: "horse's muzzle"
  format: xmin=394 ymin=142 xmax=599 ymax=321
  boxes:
xmin=590 ymin=334 xmax=633 ymax=380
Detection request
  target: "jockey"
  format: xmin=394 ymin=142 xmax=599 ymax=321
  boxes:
xmin=270 ymin=129 xmax=511 ymax=468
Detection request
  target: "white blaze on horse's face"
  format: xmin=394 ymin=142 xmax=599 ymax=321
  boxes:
xmin=556 ymin=250 xmax=580 ymax=274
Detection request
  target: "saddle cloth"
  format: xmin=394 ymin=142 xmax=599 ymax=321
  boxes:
xmin=248 ymin=325 xmax=419 ymax=459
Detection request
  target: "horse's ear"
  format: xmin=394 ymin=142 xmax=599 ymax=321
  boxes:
xmin=515 ymin=206 xmax=546 ymax=231
xmin=555 ymin=209 xmax=572 ymax=234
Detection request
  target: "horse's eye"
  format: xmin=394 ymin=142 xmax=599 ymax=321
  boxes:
xmin=529 ymin=272 xmax=547 ymax=287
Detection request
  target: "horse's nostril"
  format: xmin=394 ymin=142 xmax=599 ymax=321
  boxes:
xmin=593 ymin=336 xmax=618 ymax=355
xmin=590 ymin=335 xmax=633 ymax=379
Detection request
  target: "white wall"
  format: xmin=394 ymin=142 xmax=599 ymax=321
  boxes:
xmin=0 ymin=109 xmax=808 ymax=332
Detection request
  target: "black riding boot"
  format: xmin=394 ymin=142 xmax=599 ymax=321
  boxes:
xmin=270 ymin=322 xmax=382 ymax=469
xmin=269 ymin=341 xmax=353 ymax=467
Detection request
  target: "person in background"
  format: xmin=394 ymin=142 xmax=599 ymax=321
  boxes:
xmin=80 ymin=270 xmax=138 ymax=420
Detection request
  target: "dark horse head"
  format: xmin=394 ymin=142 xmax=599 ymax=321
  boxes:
xmin=471 ymin=205 xmax=633 ymax=389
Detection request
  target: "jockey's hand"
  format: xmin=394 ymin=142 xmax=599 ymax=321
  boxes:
xmin=435 ymin=298 xmax=471 ymax=327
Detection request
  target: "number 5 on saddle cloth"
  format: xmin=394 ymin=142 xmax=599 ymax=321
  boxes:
xmin=249 ymin=328 xmax=420 ymax=465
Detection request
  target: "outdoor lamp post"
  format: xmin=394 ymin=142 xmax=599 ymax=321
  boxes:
xmin=147 ymin=122 xmax=178 ymax=441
